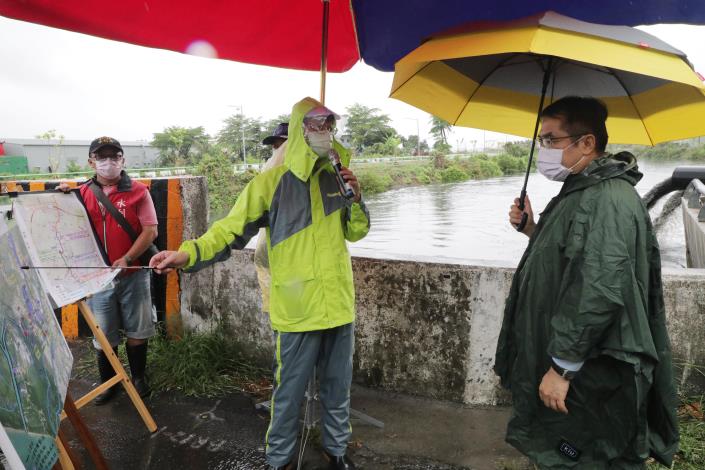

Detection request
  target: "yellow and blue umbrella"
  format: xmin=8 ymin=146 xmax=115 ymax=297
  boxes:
xmin=392 ymin=11 xmax=705 ymax=144
xmin=391 ymin=11 xmax=705 ymax=229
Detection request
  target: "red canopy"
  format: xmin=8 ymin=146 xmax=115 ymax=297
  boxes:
xmin=0 ymin=0 xmax=360 ymax=72
xmin=3 ymin=1 xmax=705 ymax=72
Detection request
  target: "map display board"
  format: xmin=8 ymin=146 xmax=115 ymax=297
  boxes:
xmin=0 ymin=216 xmax=74 ymax=470
xmin=12 ymin=191 xmax=119 ymax=307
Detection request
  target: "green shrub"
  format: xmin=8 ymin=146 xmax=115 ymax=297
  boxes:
xmin=196 ymin=149 xmax=256 ymax=219
xmin=456 ymin=156 xmax=503 ymax=179
xmin=440 ymin=165 xmax=468 ymax=183
xmin=358 ymin=169 xmax=393 ymax=194
xmin=495 ymin=154 xmax=526 ymax=174
xmin=65 ymin=159 xmax=85 ymax=173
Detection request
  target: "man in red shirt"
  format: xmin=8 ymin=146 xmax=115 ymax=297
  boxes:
xmin=61 ymin=136 xmax=158 ymax=404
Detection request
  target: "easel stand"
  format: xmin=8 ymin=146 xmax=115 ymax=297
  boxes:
xmin=55 ymin=300 xmax=157 ymax=468
xmin=53 ymin=392 xmax=109 ymax=470
xmin=67 ymin=301 xmax=157 ymax=432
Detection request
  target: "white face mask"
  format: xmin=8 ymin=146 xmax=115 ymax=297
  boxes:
xmin=94 ymin=158 xmax=123 ymax=180
xmin=536 ymin=138 xmax=584 ymax=182
xmin=305 ymin=130 xmax=332 ymax=157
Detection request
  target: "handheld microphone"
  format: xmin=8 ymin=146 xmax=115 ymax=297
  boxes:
xmin=328 ymin=149 xmax=355 ymax=199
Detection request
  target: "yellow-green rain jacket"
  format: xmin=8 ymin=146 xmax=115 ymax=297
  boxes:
xmin=179 ymin=97 xmax=370 ymax=332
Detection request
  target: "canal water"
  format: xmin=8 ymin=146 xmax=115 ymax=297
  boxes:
xmin=350 ymin=159 xmax=691 ymax=268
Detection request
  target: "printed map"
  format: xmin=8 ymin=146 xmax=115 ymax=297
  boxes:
xmin=0 ymin=216 xmax=73 ymax=470
xmin=12 ymin=191 xmax=118 ymax=307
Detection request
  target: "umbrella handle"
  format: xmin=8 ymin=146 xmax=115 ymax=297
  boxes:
xmin=515 ymin=190 xmax=528 ymax=232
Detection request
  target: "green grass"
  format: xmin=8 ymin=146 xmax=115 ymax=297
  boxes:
xmin=647 ymin=395 xmax=705 ymax=470
xmin=73 ymin=328 xmax=272 ymax=399
xmin=147 ymin=329 xmax=271 ymax=398
xmin=355 ymin=153 xmax=525 ymax=196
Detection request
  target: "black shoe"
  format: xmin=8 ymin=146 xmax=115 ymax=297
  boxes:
xmin=132 ymin=376 xmax=151 ymax=398
xmin=325 ymin=452 xmax=355 ymax=470
xmin=94 ymin=386 xmax=118 ymax=406
xmin=94 ymin=346 xmax=119 ymax=406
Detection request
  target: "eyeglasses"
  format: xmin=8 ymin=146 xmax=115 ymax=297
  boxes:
xmin=303 ymin=115 xmax=336 ymax=133
xmin=537 ymin=134 xmax=584 ymax=149
xmin=91 ymin=152 xmax=123 ymax=161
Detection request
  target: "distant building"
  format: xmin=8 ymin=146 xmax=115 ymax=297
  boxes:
xmin=0 ymin=138 xmax=160 ymax=173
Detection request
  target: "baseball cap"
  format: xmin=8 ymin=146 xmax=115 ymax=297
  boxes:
xmin=304 ymin=106 xmax=340 ymax=121
xmin=89 ymin=136 xmax=123 ymax=155
xmin=262 ymin=123 xmax=289 ymax=145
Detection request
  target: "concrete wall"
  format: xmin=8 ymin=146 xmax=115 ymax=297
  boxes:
xmin=0 ymin=138 xmax=159 ymax=172
xmin=177 ymin=177 xmax=705 ymax=405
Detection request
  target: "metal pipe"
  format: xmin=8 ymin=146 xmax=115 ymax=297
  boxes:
xmin=320 ymin=0 xmax=330 ymax=104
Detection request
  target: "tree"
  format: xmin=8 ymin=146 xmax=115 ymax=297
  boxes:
xmin=400 ymin=135 xmax=430 ymax=155
xmin=36 ymin=129 xmax=65 ymax=173
xmin=343 ymin=103 xmax=398 ymax=154
xmin=218 ymin=113 xmax=270 ymax=162
xmin=432 ymin=140 xmax=452 ymax=155
xmin=429 ymin=116 xmax=452 ymax=146
xmin=503 ymin=140 xmax=531 ymax=158
xmin=151 ymin=126 xmax=210 ymax=166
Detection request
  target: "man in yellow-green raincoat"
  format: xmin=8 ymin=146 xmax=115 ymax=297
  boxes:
xmin=152 ymin=97 xmax=370 ymax=470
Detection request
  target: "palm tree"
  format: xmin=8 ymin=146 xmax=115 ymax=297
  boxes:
xmin=429 ymin=116 xmax=451 ymax=145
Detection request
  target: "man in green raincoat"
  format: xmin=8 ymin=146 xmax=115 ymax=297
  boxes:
xmin=151 ymin=97 xmax=370 ymax=470
xmin=495 ymin=96 xmax=679 ymax=469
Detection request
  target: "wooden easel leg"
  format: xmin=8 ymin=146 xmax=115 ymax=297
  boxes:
xmin=63 ymin=392 xmax=109 ymax=470
xmin=76 ymin=300 xmax=157 ymax=432
xmin=54 ymin=431 xmax=77 ymax=470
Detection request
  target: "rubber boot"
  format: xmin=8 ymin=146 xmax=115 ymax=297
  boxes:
xmin=324 ymin=452 xmax=356 ymax=470
xmin=94 ymin=346 xmax=119 ymax=406
xmin=126 ymin=342 xmax=150 ymax=398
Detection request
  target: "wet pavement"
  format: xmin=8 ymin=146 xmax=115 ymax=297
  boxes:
xmin=61 ymin=342 xmax=530 ymax=470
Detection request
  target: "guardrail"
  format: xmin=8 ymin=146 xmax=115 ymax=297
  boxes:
xmin=682 ymin=178 xmax=705 ymax=268
xmin=684 ymin=178 xmax=705 ymax=222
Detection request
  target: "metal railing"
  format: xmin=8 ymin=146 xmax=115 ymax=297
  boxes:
xmin=684 ymin=178 xmax=705 ymax=222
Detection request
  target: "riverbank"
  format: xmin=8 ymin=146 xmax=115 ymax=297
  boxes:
xmin=355 ymin=153 xmax=529 ymax=195
xmin=199 ymin=152 xmax=531 ymax=218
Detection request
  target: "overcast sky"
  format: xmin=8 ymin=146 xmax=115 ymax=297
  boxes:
xmin=1 ymin=16 xmax=704 ymax=149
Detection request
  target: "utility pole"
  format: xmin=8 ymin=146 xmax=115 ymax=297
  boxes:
xmin=415 ymin=118 xmax=420 ymax=156
xmin=227 ymin=104 xmax=248 ymax=165
xmin=240 ymin=104 xmax=246 ymax=164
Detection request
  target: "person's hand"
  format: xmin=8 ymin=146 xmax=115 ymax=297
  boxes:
xmin=340 ymin=166 xmax=361 ymax=202
xmin=149 ymin=250 xmax=189 ymax=274
xmin=56 ymin=182 xmax=72 ymax=193
xmin=539 ymin=367 xmax=570 ymax=414
xmin=509 ymin=194 xmax=535 ymax=236
xmin=112 ymin=257 xmax=129 ymax=269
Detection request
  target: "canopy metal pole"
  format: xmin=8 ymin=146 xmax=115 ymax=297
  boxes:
xmin=516 ymin=58 xmax=552 ymax=232
xmin=320 ymin=0 xmax=330 ymax=104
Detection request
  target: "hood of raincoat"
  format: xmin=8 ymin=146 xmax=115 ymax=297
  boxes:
xmin=562 ymin=151 xmax=641 ymax=195
xmin=285 ymin=97 xmax=350 ymax=182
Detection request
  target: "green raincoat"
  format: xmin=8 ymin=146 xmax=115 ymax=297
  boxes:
xmin=494 ymin=153 xmax=679 ymax=469
xmin=179 ymin=97 xmax=370 ymax=332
